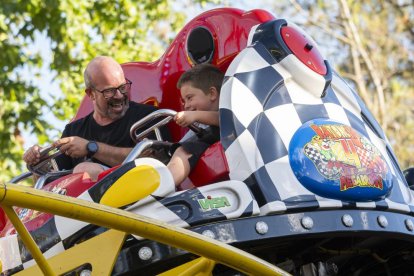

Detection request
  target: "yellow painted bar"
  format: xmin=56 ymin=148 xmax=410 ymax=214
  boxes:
xmin=159 ymin=257 xmax=216 ymax=276
xmin=0 ymin=183 xmax=289 ymax=276
xmin=2 ymin=206 xmax=55 ymax=276
xmin=16 ymin=229 xmax=127 ymax=276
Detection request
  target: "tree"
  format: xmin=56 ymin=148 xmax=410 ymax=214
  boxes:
xmin=0 ymin=0 xmax=202 ymax=184
xmin=272 ymin=0 xmax=414 ymax=169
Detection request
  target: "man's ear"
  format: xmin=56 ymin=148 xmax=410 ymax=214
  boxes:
xmin=85 ymin=88 xmax=95 ymax=100
xmin=209 ymin=87 xmax=219 ymax=102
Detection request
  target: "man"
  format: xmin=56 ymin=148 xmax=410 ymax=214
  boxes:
xmin=23 ymin=56 xmax=166 ymax=181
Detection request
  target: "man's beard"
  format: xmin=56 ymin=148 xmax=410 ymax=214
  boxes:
xmin=106 ymin=96 xmax=129 ymax=120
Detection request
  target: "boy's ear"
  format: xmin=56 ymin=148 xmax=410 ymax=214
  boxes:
xmin=208 ymin=87 xmax=219 ymax=101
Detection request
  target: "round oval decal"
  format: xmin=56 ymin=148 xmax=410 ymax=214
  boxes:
xmin=289 ymin=119 xmax=392 ymax=202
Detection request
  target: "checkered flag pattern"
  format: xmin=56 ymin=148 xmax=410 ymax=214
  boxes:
xmin=304 ymin=145 xmax=331 ymax=178
xmin=220 ymin=20 xmax=414 ymax=215
xmin=303 ymin=145 xmax=321 ymax=161
xmin=304 ymin=144 xmax=344 ymax=180
xmin=355 ymin=146 xmax=371 ymax=168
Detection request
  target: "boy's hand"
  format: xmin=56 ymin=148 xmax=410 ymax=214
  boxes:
xmin=174 ymin=111 xmax=197 ymax=127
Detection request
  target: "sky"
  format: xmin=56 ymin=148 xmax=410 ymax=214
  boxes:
xmin=22 ymin=33 xmax=62 ymax=149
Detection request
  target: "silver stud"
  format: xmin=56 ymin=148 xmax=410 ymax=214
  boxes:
xmin=255 ymin=221 xmax=269 ymax=235
xmin=301 ymin=216 xmax=314 ymax=229
xmin=377 ymin=215 xmax=388 ymax=228
xmin=342 ymin=214 xmax=354 ymax=227
xmin=405 ymin=219 xmax=414 ymax=232
xmin=202 ymin=230 xmax=216 ymax=239
xmin=80 ymin=270 xmax=92 ymax=276
xmin=138 ymin=246 xmax=153 ymax=261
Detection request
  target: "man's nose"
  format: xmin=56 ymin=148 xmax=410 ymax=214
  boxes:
xmin=113 ymin=88 xmax=124 ymax=98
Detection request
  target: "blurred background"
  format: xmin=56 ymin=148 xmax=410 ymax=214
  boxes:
xmin=0 ymin=0 xmax=413 ymax=184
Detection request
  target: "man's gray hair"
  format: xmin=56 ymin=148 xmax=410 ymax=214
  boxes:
xmin=84 ymin=68 xmax=92 ymax=89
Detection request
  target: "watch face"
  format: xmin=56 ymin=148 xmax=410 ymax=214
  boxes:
xmin=87 ymin=141 xmax=98 ymax=156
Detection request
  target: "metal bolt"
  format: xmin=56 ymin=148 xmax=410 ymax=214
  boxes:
xmin=405 ymin=219 xmax=414 ymax=232
xmin=377 ymin=215 xmax=388 ymax=228
xmin=301 ymin=216 xmax=314 ymax=230
xmin=80 ymin=270 xmax=92 ymax=276
xmin=256 ymin=221 xmax=269 ymax=235
xmin=342 ymin=214 xmax=354 ymax=227
xmin=202 ymin=230 xmax=216 ymax=239
xmin=138 ymin=247 xmax=153 ymax=261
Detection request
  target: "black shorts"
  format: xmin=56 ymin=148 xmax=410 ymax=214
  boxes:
xmin=170 ymin=126 xmax=220 ymax=170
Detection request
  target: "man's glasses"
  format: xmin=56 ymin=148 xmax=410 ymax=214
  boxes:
xmin=91 ymin=79 xmax=132 ymax=99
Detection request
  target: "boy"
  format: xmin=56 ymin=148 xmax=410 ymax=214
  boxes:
xmin=168 ymin=64 xmax=224 ymax=186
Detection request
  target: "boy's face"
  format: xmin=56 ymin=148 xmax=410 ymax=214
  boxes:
xmin=180 ymin=83 xmax=218 ymax=111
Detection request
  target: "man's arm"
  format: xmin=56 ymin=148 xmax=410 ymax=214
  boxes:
xmin=53 ymin=136 xmax=132 ymax=167
xmin=92 ymin=142 xmax=132 ymax=166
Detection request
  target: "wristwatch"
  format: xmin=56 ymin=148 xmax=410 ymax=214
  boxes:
xmin=86 ymin=141 xmax=99 ymax=158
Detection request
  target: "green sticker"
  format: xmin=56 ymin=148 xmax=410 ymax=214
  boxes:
xmin=198 ymin=196 xmax=231 ymax=211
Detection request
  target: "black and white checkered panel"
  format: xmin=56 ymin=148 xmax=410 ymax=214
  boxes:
xmin=220 ymin=21 xmax=414 ymax=215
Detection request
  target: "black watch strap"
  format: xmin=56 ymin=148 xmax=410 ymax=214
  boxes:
xmin=86 ymin=141 xmax=99 ymax=158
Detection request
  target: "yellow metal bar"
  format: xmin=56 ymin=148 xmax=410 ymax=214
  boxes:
xmin=16 ymin=230 xmax=126 ymax=276
xmin=2 ymin=205 xmax=55 ymax=276
xmin=177 ymin=257 xmax=215 ymax=276
xmin=159 ymin=257 xmax=216 ymax=276
xmin=0 ymin=183 xmax=289 ymax=276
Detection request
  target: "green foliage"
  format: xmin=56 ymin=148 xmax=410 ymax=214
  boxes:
xmin=273 ymin=0 xmax=414 ymax=169
xmin=336 ymin=0 xmax=414 ymax=169
xmin=0 ymin=0 xmax=210 ymax=184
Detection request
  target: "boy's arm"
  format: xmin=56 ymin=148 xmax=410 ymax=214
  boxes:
xmin=175 ymin=111 xmax=219 ymax=127
xmin=194 ymin=111 xmax=219 ymax=126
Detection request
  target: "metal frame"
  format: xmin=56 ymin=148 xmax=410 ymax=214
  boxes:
xmin=110 ymin=208 xmax=414 ymax=274
xmin=0 ymin=183 xmax=289 ymax=275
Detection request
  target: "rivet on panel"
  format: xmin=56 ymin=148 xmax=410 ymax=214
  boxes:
xmin=342 ymin=214 xmax=353 ymax=227
xmin=256 ymin=221 xmax=269 ymax=235
xmin=138 ymin=246 xmax=153 ymax=261
xmin=202 ymin=229 xmax=216 ymax=239
xmin=377 ymin=215 xmax=388 ymax=228
xmin=301 ymin=216 xmax=314 ymax=230
xmin=405 ymin=219 xmax=414 ymax=232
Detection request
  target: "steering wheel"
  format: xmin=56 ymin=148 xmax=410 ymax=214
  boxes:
xmin=129 ymin=109 xmax=204 ymax=143
xmin=26 ymin=144 xmax=62 ymax=176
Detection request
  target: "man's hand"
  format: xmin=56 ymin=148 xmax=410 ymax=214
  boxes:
xmin=23 ymin=145 xmax=42 ymax=165
xmin=53 ymin=136 xmax=89 ymax=158
xmin=174 ymin=111 xmax=198 ymax=127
